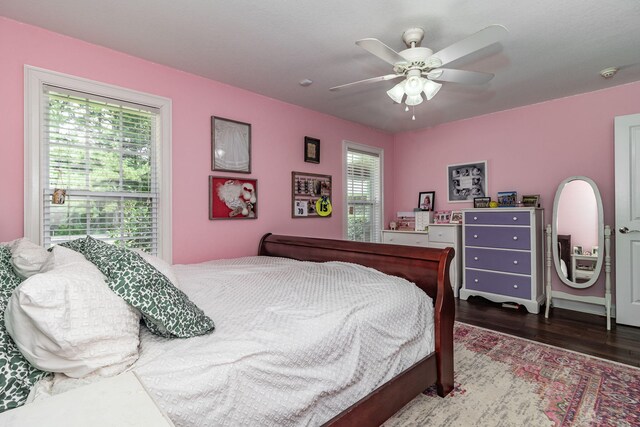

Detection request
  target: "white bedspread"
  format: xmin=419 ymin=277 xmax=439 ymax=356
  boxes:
xmin=33 ymin=256 xmax=435 ymax=426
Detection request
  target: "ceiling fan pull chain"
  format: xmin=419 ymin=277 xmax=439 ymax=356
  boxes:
xmin=412 ymin=106 xmax=416 ymax=121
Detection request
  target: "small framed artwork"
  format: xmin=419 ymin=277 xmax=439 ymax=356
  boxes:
xmin=447 ymin=160 xmax=487 ymax=203
xmin=592 ymin=246 xmax=599 ymax=256
xmin=418 ymin=191 xmax=435 ymax=211
xmin=304 ymin=136 xmax=320 ymax=164
xmin=522 ymin=194 xmax=540 ymax=208
xmin=209 ymin=176 xmax=257 ymax=219
xmin=449 ymin=211 xmax=463 ymax=224
xmin=292 ymin=171 xmax=332 ymax=218
xmin=473 ymin=197 xmax=491 ymax=208
xmin=573 ymin=245 xmax=583 ymax=255
xmin=434 ymin=210 xmax=452 ymax=224
xmin=497 ymin=191 xmax=517 ymax=207
xmin=211 ymin=116 xmax=251 ymax=173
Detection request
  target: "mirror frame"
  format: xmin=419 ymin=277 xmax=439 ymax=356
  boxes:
xmin=552 ymin=176 xmax=604 ymax=289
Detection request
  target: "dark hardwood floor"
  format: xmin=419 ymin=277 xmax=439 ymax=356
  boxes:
xmin=456 ymin=296 xmax=640 ymax=368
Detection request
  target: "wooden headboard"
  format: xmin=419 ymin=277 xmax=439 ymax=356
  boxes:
xmin=258 ymin=233 xmax=453 ymax=303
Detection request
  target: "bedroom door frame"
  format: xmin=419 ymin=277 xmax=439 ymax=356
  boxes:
xmin=614 ymin=113 xmax=640 ymax=327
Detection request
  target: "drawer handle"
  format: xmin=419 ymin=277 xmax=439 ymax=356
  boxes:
xmin=473 ymin=216 xmax=478 ymax=221
xmin=513 ymin=236 xmax=518 ymax=241
xmin=474 ymin=234 xmax=478 ymax=239
xmin=474 ymin=257 xmax=478 ymax=261
xmin=474 ymin=279 xmax=479 ymax=283
xmin=513 ymin=216 xmax=518 ymax=221
xmin=513 ymin=285 xmax=518 ymax=289
xmin=513 ymin=260 xmax=518 ymax=265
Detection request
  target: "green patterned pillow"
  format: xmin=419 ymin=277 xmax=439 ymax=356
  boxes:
xmin=64 ymin=237 xmax=215 ymax=338
xmin=0 ymin=245 xmax=48 ymax=412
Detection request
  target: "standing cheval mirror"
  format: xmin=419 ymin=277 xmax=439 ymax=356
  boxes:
xmin=544 ymin=176 xmax=612 ymax=329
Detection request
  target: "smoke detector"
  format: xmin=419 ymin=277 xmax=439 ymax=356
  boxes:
xmin=599 ymin=67 xmax=618 ymax=79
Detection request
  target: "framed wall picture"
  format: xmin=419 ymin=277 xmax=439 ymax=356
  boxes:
xmin=447 ymin=160 xmax=487 ymax=202
xmin=304 ymin=136 xmax=320 ymax=163
xmin=418 ymin=191 xmax=435 ymax=211
xmin=292 ymin=171 xmax=332 ymax=218
xmin=497 ymin=191 xmax=518 ymax=207
xmin=209 ymin=176 xmax=257 ymax=219
xmin=473 ymin=197 xmax=491 ymax=208
xmin=522 ymin=194 xmax=540 ymax=207
xmin=211 ymin=116 xmax=251 ymax=173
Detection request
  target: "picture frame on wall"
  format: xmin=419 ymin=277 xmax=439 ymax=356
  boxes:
xmin=304 ymin=136 xmax=320 ymax=164
xmin=209 ymin=176 xmax=257 ymax=219
xmin=292 ymin=171 xmax=332 ymax=218
xmin=211 ymin=116 xmax=251 ymax=173
xmin=418 ymin=191 xmax=435 ymax=211
xmin=473 ymin=197 xmax=491 ymax=208
xmin=447 ymin=160 xmax=487 ymax=203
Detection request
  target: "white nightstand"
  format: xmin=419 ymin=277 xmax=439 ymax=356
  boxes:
xmin=381 ymin=224 xmax=462 ymax=296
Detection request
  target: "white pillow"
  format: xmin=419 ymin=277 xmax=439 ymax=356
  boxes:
xmin=10 ymin=238 xmax=50 ymax=278
xmin=133 ymin=249 xmax=181 ymax=288
xmin=5 ymin=246 xmax=141 ymax=378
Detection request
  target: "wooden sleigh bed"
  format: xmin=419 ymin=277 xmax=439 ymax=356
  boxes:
xmin=1 ymin=233 xmax=454 ymax=426
xmin=258 ymin=234 xmax=455 ymax=426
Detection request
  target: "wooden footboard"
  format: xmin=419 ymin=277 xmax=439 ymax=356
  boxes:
xmin=258 ymin=233 xmax=455 ymax=426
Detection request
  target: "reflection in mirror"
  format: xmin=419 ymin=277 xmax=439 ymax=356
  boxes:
xmin=555 ymin=179 xmax=599 ymax=285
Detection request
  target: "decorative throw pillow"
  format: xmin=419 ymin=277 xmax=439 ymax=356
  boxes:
xmin=133 ymin=249 xmax=181 ymax=289
xmin=9 ymin=238 xmax=50 ymax=278
xmin=5 ymin=246 xmax=141 ymax=378
xmin=0 ymin=245 xmax=47 ymax=413
xmin=66 ymin=237 xmax=214 ymax=338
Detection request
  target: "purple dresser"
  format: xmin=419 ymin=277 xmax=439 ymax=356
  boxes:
xmin=459 ymin=208 xmax=544 ymax=314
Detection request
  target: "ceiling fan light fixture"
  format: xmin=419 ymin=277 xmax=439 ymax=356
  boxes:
xmin=423 ymin=80 xmax=442 ymax=100
xmin=386 ymin=81 xmax=406 ymax=103
xmin=405 ymin=94 xmax=423 ymax=106
xmin=404 ymin=75 xmax=425 ymax=96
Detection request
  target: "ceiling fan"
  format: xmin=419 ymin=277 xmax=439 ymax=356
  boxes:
xmin=330 ymin=25 xmax=508 ymax=110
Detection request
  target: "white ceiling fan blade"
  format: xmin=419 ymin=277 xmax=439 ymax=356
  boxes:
xmin=356 ymin=38 xmax=407 ymax=65
xmin=431 ymin=25 xmax=508 ymax=67
xmin=330 ymin=74 xmax=402 ymax=91
xmin=426 ymin=68 xmax=495 ymax=85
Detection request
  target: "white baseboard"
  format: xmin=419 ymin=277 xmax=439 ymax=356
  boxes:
xmin=551 ymin=298 xmax=616 ymax=318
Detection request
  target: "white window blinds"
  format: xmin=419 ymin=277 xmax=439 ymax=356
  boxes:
xmin=346 ymin=147 xmax=382 ymax=243
xmin=42 ymin=84 xmax=160 ymax=252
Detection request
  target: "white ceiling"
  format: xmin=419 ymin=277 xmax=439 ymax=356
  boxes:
xmin=2 ymin=0 xmax=639 ymax=133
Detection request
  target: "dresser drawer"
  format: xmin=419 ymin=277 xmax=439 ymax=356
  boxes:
xmin=465 ymin=269 xmax=531 ymax=299
xmin=464 ymin=211 xmax=530 ymax=226
xmin=465 ymin=226 xmax=531 ymax=250
xmin=381 ymin=232 xmax=429 ymax=247
xmin=465 ymin=247 xmax=531 ymax=274
xmin=429 ymin=226 xmax=455 ymax=243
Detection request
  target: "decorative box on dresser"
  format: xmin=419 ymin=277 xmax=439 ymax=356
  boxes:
xmin=380 ymin=224 xmax=462 ymax=296
xmin=459 ymin=208 xmax=544 ymax=313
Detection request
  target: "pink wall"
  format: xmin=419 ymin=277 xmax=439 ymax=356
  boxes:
xmin=557 ymin=179 xmax=598 ymax=251
xmin=0 ymin=17 xmax=395 ymax=263
xmin=393 ymin=81 xmax=640 ymax=298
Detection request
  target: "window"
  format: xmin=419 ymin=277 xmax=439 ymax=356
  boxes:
xmin=344 ymin=142 xmax=383 ymax=242
xmin=25 ymin=67 xmax=172 ymax=260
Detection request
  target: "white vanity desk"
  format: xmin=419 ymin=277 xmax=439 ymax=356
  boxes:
xmin=381 ymin=224 xmax=462 ymax=296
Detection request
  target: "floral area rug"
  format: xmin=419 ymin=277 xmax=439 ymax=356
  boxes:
xmin=384 ymin=322 xmax=640 ymax=427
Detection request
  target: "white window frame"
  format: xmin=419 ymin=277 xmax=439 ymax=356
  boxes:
xmin=24 ymin=66 xmax=173 ymax=262
xmin=342 ymin=140 xmax=384 ymax=242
